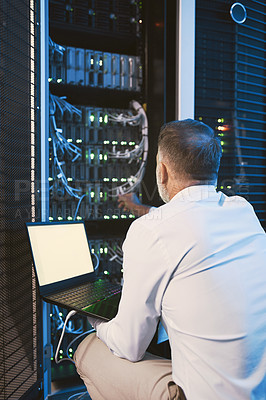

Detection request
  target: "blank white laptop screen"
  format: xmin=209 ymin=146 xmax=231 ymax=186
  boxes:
xmin=27 ymin=223 xmax=94 ymax=286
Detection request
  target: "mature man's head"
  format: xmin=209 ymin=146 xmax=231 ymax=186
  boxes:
xmin=156 ymin=119 xmax=222 ymax=202
xmin=158 ymin=119 xmax=222 ymax=182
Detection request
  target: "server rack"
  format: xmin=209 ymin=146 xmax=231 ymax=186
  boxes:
xmin=195 ymin=0 xmax=266 ymax=229
xmin=47 ymin=0 xmax=148 ymax=390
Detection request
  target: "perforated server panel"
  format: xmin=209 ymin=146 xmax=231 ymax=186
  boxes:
xmin=195 ymin=0 xmax=266 ymax=229
xmin=0 ymin=1 xmax=41 ymax=399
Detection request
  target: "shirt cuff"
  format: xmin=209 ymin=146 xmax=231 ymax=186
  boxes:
xmin=87 ymin=316 xmax=105 ymax=330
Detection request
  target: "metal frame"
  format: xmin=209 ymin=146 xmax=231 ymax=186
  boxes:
xmin=40 ymin=1 xmax=51 ymax=398
xmin=40 ymin=0 xmax=49 ymax=222
xmin=176 ymin=0 xmax=195 ymax=120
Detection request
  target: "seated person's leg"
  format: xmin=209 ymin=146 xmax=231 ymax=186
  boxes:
xmin=74 ymin=333 xmax=179 ymax=400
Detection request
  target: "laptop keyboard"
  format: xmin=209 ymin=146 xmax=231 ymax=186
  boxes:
xmin=48 ymin=279 xmax=121 ymax=309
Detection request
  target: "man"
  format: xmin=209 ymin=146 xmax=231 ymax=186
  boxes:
xmin=74 ymin=119 xmax=266 ymax=400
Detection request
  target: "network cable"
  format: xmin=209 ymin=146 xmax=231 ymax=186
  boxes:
xmin=53 ymin=305 xmax=83 ymax=334
xmin=108 ymin=100 xmax=148 ymax=197
xmin=54 ymin=309 xmax=95 ymax=365
xmin=49 ymin=94 xmax=85 ymax=206
xmin=67 ymin=391 xmax=88 ymax=400
xmin=108 ymin=245 xmax=123 ymax=266
xmin=49 ymin=37 xmax=65 ymax=58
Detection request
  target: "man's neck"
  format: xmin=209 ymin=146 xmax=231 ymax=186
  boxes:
xmin=168 ymin=180 xmax=215 ymax=201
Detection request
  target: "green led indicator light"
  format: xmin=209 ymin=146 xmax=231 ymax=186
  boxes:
xmin=90 ymin=58 xmax=94 ymax=65
xmin=58 ymin=216 xmax=63 ymax=221
xmin=69 ymin=348 xmax=73 ymax=353
xmin=104 ymin=247 xmax=108 ymax=254
xmin=59 ymin=350 xmax=63 ymax=354
xmin=48 ymin=177 xmax=53 ymax=181
xmin=220 ymin=186 xmax=224 ymax=189
xmin=90 ymin=153 xmax=95 ymax=160
xmin=104 ymin=270 xmax=110 ymax=275
xmin=57 ymin=78 xmax=63 ymax=83
xmin=104 ymin=215 xmax=110 ymax=219
xmin=129 ymin=214 xmax=135 ymax=218
xmin=99 ymin=116 xmax=103 ymax=123
xmin=48 ymin=137 xmax=52 ymax=142
xmin=121 ymin=215 xmax=127 ymax=219
xmin=49 ymin=217 xmax=54 ymax=221
xmin=104 ymin=114 xmax=108 ymax=123
xmin=104 ymin=154 xmax=108 ymax=161
xmin=48 ymin=77 xmax=52 ymax=82
xmin=221 ymin=141 xmax=225 ymax=146
xmin=90 ymin=114 xmax=95 ymax=122
xmin=90 ymin=191 xmax=95 ymax=198
xmin=51 ymin=357 xmax=54 ymax=361
xmin=104 ymin=140 xmax=110 ymax=145
xmin=77 ymin=216 xmax=82 ymax=220
xmin=100 ymin=191 xmax=103 ymax=198
xmin=67 ymin=138 xmax=73 ymax=142
xmin=67 ymin=216 xmax=73 ymax=221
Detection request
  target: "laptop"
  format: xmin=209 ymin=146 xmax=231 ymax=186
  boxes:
xmin=26 ymin=221 xmax=122 ymax=321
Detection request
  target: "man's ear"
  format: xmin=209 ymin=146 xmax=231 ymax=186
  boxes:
xmin=160 ymin=162 xmax=169 ymax=184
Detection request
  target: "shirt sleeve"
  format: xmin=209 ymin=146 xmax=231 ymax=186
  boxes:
xmin=96 ymin=219 xmax=172 ymax=362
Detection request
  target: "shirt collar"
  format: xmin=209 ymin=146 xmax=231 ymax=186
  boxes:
xmin=170 ymin=185 xmax=218 ymax=203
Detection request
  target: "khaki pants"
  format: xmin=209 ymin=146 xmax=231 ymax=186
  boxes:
xmin=74 ymin=333 xmax=186 ymax=400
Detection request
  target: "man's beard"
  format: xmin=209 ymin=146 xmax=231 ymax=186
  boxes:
xmin=156 ymin=166 xmax=170 ymax=203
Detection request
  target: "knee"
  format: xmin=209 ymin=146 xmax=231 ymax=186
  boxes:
xmin=74 ymin=332 xmax=97 ymax=372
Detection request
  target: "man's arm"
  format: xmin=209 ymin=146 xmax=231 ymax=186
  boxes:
xmin=118 ymin=193 xmax=152 ymax=217
xmin=93 ymin=219 xmax=172 ymax=362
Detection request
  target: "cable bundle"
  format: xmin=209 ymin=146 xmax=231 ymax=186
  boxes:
xmin=108 ymin=100 xmax=148 ymax=197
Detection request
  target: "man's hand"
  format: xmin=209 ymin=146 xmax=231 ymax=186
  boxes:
xmin=118 ymin=193 xmax=151 ymax=217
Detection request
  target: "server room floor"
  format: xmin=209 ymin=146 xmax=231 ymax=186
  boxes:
xmin=50 ymin=381 xmax=91 ymax=400
xmin=49 ymin=367 xmax=91 ymax=400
